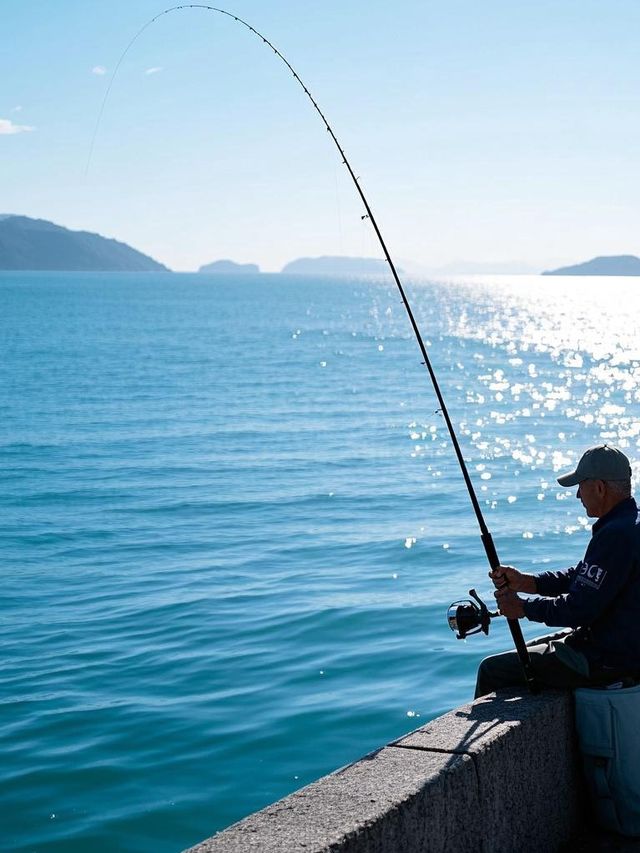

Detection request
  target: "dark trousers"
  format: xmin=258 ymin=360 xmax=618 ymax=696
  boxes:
xmin=474 ymin=641 xmax=595 ymax=699
xmin=475 ymin=629 xmax=638 ymax=698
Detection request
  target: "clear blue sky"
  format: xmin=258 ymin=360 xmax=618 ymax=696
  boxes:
xmin=3 ymin=0 xmax=640 ymax=271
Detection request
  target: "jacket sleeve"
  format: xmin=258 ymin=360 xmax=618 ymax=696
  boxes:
xmin=523 ymin=525 xmax=634 ymax=628
xmin=534 ymin=568 xmax=575 ymax=597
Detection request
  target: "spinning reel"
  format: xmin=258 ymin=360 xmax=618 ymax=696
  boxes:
xmin=447 ymin=588 xmax=499 ymax=640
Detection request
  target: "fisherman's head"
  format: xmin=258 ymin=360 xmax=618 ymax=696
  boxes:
xmin=556 ymin=444 xmax=632 ymax=518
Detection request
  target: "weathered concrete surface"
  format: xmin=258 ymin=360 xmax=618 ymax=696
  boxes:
xmin=396 ymin=690 xmax=582 ymax=853
xmin=395 ymin=689 xmax=584 ymax=853
xmin=184 ymin=689 xmax=585 ymax=853
xmin=184 ymin=747 xmax=478 ymax=853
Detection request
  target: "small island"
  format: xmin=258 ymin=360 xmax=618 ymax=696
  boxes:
xmin=198 ymin=260 xmax=260 ymax=274
xmin=543 ymin=255 xmax=640 ymax=276
xmin=0 ymin=215 xmax=168 ymax=272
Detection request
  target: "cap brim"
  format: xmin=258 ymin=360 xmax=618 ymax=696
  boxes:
xmin=557 ymin=471 xmax=580 ymax=487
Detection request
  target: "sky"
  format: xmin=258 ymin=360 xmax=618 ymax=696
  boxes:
xmin=3 ymin=0 xmax=640 ymax=272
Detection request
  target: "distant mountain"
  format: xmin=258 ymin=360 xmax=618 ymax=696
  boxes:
xmin=543 ymin=255 xmax=640 ymax=276
xmin=281 ymin=256 xmax=402 ymax=276
xmin=0 ymin=215 xmax=168 ymax=271
xmin=198 ymin=259 xmax=260 ymax=274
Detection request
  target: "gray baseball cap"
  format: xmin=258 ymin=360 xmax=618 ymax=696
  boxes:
xmin=557 ymin=444 xmax=632 ymax=487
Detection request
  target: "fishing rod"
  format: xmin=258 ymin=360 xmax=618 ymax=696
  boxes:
xmin=93 ymin=4 xmax=538 ymax=693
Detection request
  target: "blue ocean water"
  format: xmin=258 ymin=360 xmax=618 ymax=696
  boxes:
xmin=2 ymin=271 xmax=639 ymax=852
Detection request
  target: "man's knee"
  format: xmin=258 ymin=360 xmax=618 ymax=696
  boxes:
xmin=474 ymin=650 xmax=524 ymax=698
xmin=474 ymin=653 xmax=501 ymax=698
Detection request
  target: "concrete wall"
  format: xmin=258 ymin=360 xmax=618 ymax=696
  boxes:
xmin=184 ymin=689 xmax=585 ymax=853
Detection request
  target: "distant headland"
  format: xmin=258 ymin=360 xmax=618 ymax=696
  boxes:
xmin=543 ymin=255 xmax=640 ymax=276
xmin=0 ymin=215 xmax=167 ymax=272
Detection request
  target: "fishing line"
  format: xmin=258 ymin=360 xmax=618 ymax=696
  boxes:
xmin=90 ymin=4 xmax=537 ymax=692
xmin=333 ymin=163 xmax=345 ymax=259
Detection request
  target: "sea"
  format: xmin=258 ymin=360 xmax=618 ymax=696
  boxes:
xmin=2 ymin=271 xmax=640 ymax=852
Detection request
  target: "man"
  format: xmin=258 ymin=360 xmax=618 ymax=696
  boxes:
xmin=475 ymin=444 xmax=640 ymax=698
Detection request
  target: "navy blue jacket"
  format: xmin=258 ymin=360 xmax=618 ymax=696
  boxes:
xmin=523 ymin=497 xmax=640 ymax=672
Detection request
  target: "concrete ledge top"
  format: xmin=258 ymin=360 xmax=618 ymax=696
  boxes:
xmin=394 ymin=688 xmax=571 ymax=755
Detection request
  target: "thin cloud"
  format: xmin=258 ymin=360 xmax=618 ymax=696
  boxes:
xmin=144 ymin=66 xmax=163 ymax=75
xmin=92 ymin=66 xmax=107 ymax=76
xmin=0 ymin=118 xmax=35 ymax=135
xmin=11 ymin=105 xmax=23 ymax=113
